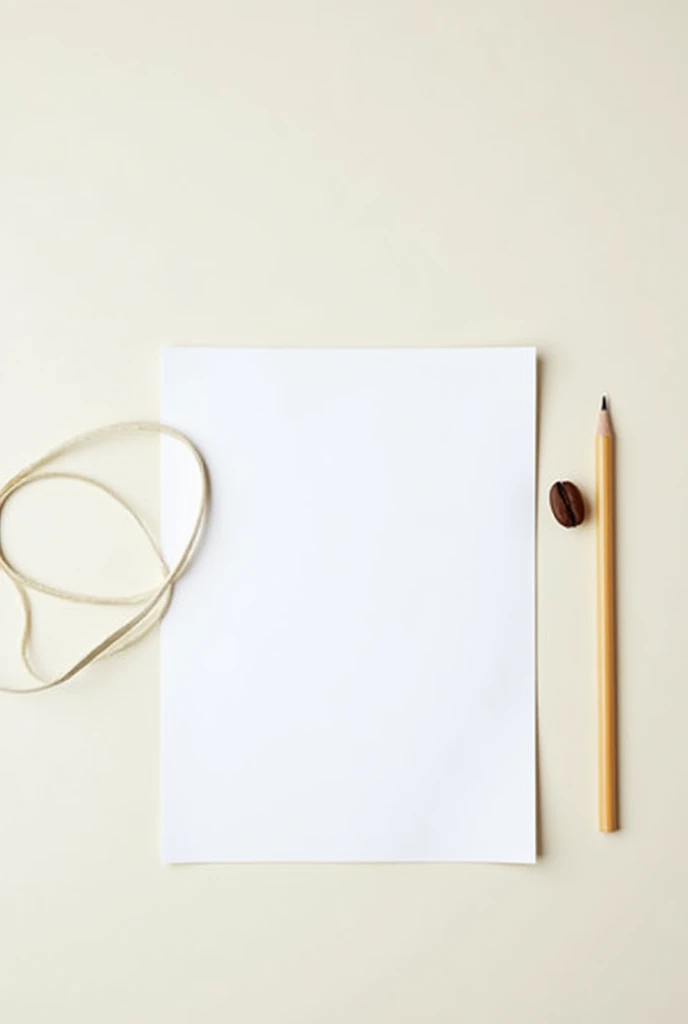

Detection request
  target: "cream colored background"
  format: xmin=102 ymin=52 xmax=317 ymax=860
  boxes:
xmin=1 ymin=2 xmax=687 ymax=1021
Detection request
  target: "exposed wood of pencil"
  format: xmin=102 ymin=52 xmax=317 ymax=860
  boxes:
xmin=596 ymin=399 xmax=618 ymax=832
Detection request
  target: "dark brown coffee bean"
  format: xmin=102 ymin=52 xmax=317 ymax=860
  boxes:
xmin=549 ymin=481 xmax=585 ymax=528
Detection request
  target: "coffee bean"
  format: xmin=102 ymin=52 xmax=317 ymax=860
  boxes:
xmin=549 ymin=480 xmax=585 ymax=528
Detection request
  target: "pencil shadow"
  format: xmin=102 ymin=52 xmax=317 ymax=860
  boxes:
xmin=535 ymin=352 xmax=546 ymax=859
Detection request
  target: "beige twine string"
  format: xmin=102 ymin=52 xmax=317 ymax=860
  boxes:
xmin=0 ymin=422 xmax=209 ymax=694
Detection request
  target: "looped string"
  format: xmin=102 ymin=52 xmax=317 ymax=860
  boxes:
xmin=0 ymin=422 xmax=209 ymax=694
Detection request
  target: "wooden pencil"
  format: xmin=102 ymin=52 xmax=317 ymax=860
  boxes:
xmin=596 ymin=395 xmax=618 ymax=832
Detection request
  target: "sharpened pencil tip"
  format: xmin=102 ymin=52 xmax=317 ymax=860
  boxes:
xmin=601 ymin=394 xmax=607 ymax=411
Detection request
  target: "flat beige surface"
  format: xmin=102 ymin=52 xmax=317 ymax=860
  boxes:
xmin=1 ymin=3 xmax=686 ymax=1021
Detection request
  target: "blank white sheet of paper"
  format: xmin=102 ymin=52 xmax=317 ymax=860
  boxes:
xmin=161 ymin=347 xmax=536 ymax=864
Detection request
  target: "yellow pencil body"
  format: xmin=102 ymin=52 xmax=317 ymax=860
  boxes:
xmin=596 ymin=406 xmax=618 ymax=832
